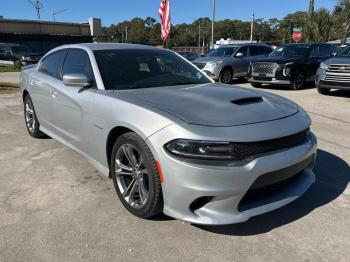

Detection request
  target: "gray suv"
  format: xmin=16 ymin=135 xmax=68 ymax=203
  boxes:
xmin=192 ymin=44 xmax=272 ymax=84
xmin=315 ymin=45 xmax=350 ymax=95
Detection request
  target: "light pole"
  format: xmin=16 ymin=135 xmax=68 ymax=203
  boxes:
xmin=250 ymin=13 xmax=255 ymax=42
xmin=211 ymin=0 xmax=216 ymax=49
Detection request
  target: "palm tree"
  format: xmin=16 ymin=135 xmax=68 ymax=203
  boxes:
xmin=305 ymin=9 xmax=335 ymax=42
xmin=334 ymin=0 xmax=350 ymax=45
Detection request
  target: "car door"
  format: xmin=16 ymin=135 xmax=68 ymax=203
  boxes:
xmin=305 ymin=45 xmax=322 ymax=80
xmin=234 ymin=46 xmax=250 ymax=77
xmin=31 ymin=50 xmax=67 ymax=129
xmin=49 ymin=49 xmax=96 ymax=151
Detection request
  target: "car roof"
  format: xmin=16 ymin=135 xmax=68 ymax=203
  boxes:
xmin=57 ymin=42 xmax=159 ymax=51
xmin=219 ymin=43 xmax=270 ymax=48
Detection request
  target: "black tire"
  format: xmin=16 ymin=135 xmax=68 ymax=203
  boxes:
xmin=23 ymin=95 xmax=46 ymax=138
xmin=290 ymin=71 xmax=305 ymax=90
xmin=317 ymin=87 xmax=331 ymax=95
xmin=219 ymin=68 xmax=233 ymax=84
xmin=250 ymin=82 xmax=262 ymax=88
xmin=111 ymin=132 xmax=163 ymax=218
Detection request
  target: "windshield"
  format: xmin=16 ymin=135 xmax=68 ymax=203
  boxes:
xmin=11 ymin=45 xmax=31 ymax=54
xmin=206 ymin=46 xmax=237 ymax=57
xmin=269 ymin=45 xmax=309 ymax=57
xmin=336 ymin=46 xmax=350 ymax=57
xmin=94 ymin=49 xmax=211 ymax=90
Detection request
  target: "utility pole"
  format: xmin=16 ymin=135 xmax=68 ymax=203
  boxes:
xmin=309 ymin=0 xmax=314 ymax=18
xmin=198 ymin=22 xmax=201 ymax=48
xmin=211 ymin=0 xmax=216 ymax=49
xmin=125 ymin=26 xmax=128 ymax=42
xmin=250 ymin=13 xmax=255 ymax=42
xmin=26 ymin=0 xmax=43 ymax=20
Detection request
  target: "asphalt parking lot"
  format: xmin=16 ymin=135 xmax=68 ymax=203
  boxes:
xmin=0 ymin=81 xmax=349 ymax=262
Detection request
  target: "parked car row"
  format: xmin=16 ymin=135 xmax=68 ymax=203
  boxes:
xmin=189 ymin=42 xmax=349 ymax=95
xmin=0 ymin=43 xmax=43 ymax=66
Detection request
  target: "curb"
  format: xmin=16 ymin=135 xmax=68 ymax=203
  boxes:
xmin=0 ymin=82 xmax=19 ymax=88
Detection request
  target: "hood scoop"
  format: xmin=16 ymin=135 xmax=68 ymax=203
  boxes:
xmin=231 ymin=96 xmax=263 ymax=106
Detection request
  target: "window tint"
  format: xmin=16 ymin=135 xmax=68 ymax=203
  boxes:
xmin=263 ymin=47 xmax=272 ymax=55
xmin=308 ymin=46 xmax=319 ymax=58
xmin=94 ymin=49 xmax=210 ymax=90
xmin=319 ymin=45 xmax=332 ymax=58
xmin=39 ymin=51 xmax=66 ymax=79
xmin=62 ymin=50 xmax=94 ymax=82
xmin=237 ymin=46 xmax=249 ymax=56
xmin=249 ymin=46 xmax=261 ymax=56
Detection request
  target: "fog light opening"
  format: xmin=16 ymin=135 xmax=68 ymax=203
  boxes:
xmin=189 ymin=196 xmax=214 ymax=213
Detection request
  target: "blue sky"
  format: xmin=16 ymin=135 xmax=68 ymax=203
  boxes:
xmin=1 ymin=0 xmax=336 ymax=26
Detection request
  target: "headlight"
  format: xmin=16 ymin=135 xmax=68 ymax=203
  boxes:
xmin=320 ymin=62 xmax=328 ymax=70
xmin=22 ymin=56 xmax=31 ymax=61
xmin=282 ymin=62 xmax=294 ymax=77
xmin=165 ymin=139 xmax=237 ymax=160
xmin=205 ymin=60 xmax=223 ymax=69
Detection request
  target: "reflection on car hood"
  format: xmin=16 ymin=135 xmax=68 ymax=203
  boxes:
xmin=108 ymin=83 xmax=299 ymax=127
xmin=254 ymin=56 xmax=304 ymax=64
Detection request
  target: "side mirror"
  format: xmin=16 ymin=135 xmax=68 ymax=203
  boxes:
xmin=235 ymin=52 xmax=244 ymax=57
xmin=63 ymin=73 xmax=89 ymax=87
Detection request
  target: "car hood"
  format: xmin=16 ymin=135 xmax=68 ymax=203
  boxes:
xmin=324 ymin=57 xmax=350 ymax=65
xmin=111 ymin=83 xmax=299 ymax=127
xmin=193 ymin=56 xmax=227 ymax=64
xmin=255 ymin=56 xmax=304 ymax=64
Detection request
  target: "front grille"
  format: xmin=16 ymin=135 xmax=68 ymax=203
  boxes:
xmin=229 ymin=129 xmax=309 ymax=161
xmin=320 ymin=64 xmax=350 ymax=84
xmin=194 ymin=62 xmax=206 ymax=69
xmin=238 ymin=155 xmax=314 ymax=211
xmin=327 ymin=64 xmax=350 ymax=72
xmin=253 ymin=62 xmax=279 ymax=75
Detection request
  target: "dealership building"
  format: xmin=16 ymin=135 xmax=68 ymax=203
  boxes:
xmin=0 ymin=16 xmax=102 ymax=52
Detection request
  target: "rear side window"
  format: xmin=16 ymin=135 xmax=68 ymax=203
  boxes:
xmin=249 ymin=46 xmax=261 ymax=56
xmin=39 ymin=51 xmax=66 ymax=79
xmin=308 ymin=46 xmax=319 ymax=58
xmin=62 ymin=50 xmax=94 ymax=82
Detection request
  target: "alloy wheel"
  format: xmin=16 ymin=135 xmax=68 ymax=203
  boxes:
xmin=25 ymin=99 xmax=36 ymax=133
xmin=114 ymin=144 xmax=149 ymax=209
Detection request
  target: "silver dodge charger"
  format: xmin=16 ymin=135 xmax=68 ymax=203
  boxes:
xmin=20 ymin=43 xmax=317 ymax=225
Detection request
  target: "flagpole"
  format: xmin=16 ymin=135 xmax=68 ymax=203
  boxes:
xmin=211 ymin=0 xmax=216 ymax=49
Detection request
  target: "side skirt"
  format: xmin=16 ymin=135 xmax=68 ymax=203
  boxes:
xmin=39 ymin=126 xmax=110 ymax=177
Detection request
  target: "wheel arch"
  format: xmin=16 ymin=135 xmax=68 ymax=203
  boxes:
xmin=220 ymin=65 xmax=234 ymax=76
xmin=22 ymin=90 xmax=29 ymax=101
xmin=106 ymin=126 xmax=139 ymax=177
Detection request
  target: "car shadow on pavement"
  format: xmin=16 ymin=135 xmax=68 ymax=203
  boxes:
xmin=254 ymin=82 xmax=315 ymax=91
xmin=328 ymin=90 xmax=350 ymax=98
xmin=195 ymin=149 xmax=350 ymax=235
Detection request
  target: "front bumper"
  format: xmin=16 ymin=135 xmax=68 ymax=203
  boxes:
xmin=315 ymin=68 xmax=350 ymax=90
xmin=147 ymin=126 xmax=317 ymax=225
xmin=249 ymin=77 xmax=290 ymax=85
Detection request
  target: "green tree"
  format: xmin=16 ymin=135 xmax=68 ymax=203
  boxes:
xmin=334 ymin=0 xmax=350 ymax=44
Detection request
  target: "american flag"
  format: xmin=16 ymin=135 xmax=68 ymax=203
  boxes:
xmin=158 ymin=0 xmax=171 ymax=41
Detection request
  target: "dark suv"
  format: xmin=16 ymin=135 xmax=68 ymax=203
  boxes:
xmin=0 ymin=43 xmax=43 ymax=65
xmin=249 ymin=43 xmax=337 ymax=90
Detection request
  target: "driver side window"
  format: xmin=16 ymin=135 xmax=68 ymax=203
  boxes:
xmin=237 ymin=46 xmax=249 ymax=57
xmin=62 ymin=49 xmax=95 ymax=85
